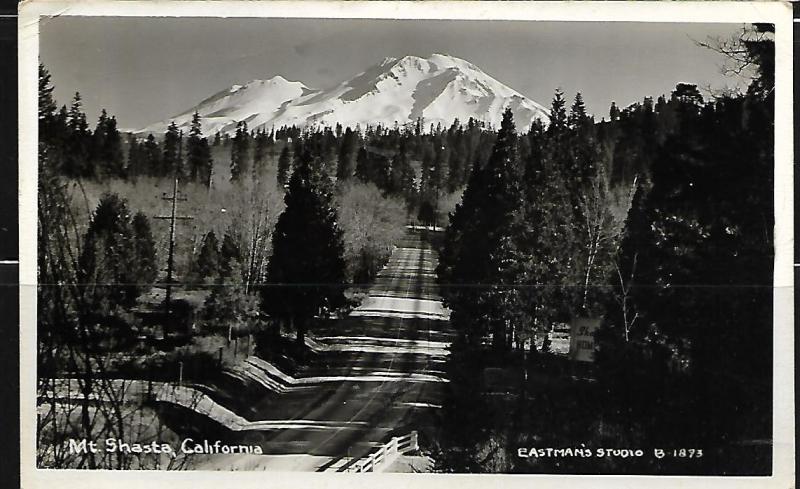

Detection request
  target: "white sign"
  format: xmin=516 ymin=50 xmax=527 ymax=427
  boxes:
xmin=569 ymin=317 xmax=601 ymax=362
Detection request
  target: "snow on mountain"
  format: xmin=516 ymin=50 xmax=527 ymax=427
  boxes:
xmin=137 ymin=75 xmax=313 ymax=136
xmin=137 ymin=54 xmax=550 ymax=136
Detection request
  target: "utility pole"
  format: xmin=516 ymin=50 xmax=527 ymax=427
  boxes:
xmin=155 ymin=177 xmax=193 ymax=336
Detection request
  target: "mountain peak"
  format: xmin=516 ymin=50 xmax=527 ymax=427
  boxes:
xmin=264 ymin=75 xmax=307 ymax=87
xmin=139 ymin=54 xmax=549 ymax=136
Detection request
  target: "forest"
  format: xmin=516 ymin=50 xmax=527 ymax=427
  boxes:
xmin=36 ymin=24 xmax=774 ymax=474
xmin=431 ymin=24 xmax=774 ymax=475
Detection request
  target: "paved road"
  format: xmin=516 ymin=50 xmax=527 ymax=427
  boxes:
xmin=180 ymin=228 xmax=454 ymax=471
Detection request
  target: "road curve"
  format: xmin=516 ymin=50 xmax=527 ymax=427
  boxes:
xmin=182 ymin=228 xmax=455 ymax=471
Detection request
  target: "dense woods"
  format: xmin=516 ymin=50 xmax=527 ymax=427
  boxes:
xmin=432 ymin=24 xmax=774 ymax=475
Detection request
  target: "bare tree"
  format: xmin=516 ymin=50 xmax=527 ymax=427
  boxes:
xmin=576 ymin=167 xmax=635 ymax=313
xmin=37 ymin=154 xmax=190 ymax=470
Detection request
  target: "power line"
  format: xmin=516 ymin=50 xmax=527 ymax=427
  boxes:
xmin=154 ymin=177 xmax=194 ymax=336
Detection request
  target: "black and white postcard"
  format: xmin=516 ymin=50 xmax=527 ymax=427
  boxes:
xmin=18 ymin=1 xmax=794 ymax=488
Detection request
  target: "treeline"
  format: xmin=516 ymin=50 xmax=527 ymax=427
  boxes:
xmin=40 ymin=59 xmax=509 ymax=226
xmin=437 ymin=87 xmax=692 ymax=351
xmin=433 ymin=24 xmax=774 ymax=474
xmin=269 ymin=115 xmax=502 ymax=227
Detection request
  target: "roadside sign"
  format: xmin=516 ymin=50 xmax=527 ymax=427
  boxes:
xmin=569 ymin=317 xmax=601 ymax=362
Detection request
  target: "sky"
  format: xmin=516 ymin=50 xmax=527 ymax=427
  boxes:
xmin=39 ymin=17 xmax=750 ymax=131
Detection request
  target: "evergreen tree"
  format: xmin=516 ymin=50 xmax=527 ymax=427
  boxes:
xmin=38 ymin=63 xmax=62 ymax=147
xmin=202 ymin=281 xmax=256 ymax=338
xmin=447 ymin=131 xmax=469 ymax=191
xmin=177 ymin=129 xmax=185 ymax=176
xmin=131 ymin=212 xmax=158 ymax=295
xmin=142 ymin=134 xmax=162 ymax=177
xmin=336 ymin=127 xmax=358 ymax=181
xmin=354 ymin=147 xmax=370 ymax=184
xmin=253 ymin=129 xmax=269 ymax=176
xmin=77 ymin=193 xmax=139 ymax=310
xmin=65 ymin=92 xmax=92 ymax=178
xmin=91 ymin=109 xmax=109 ymax=170
xmin=547 ymin=88 xmax=568 ymax=137
xmin=219 ymin=231 xmax=243 ymax=281
xmin=432 ymin=139 xmax=449 ymax=190
xmin=388 ymin=142 xmax=415 ymax=199
xmin=230 ymin=121 xmax=250 ymax=182
xmin=419 ymin=144 xmax=433 ymax=193
xmin=38 ymin=65 xmax=70 ymax=173
xmin=193 ymin=231 xmax=221 ymax=285
xmin=439 ymin=108 xmax=525 ymax=351
xmin=262 ymin=149 xmax=347 ymax=345
xmin=162 ymin=122 xmax=183 ymax=178
xmin=568 ymin=92 xmax=590 ymax=130
xmin=105 ymin=116 xmax=125 ymax=177
xmin=186 ymin=111 xmax=213 ymax=185
xmin=91 ymin=110 xmax=125 ymax=178
xmin=522 ymin=121 xmax=575 ymax=340
xmin=609 ymin=101 xmax=620 ymax=122
xmin=126 ymin=135 xmax=143 ymax=180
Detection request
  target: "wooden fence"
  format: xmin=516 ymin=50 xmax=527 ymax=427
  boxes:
xmin=344 ymin=431 xmax=419 ymax=473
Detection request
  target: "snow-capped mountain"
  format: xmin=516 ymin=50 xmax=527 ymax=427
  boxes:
xmin=137 ymin=76 xmax=312 ymax=136
xmin=137 ymin=54 xmax=550 ymax=136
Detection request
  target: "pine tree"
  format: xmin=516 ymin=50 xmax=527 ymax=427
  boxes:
xmin=38 ymin=65 xmax=70 ymax=173
xmin=65 ymin=92 xmax=92 ymax=178
xmin=609 ymin=101 xmax=620 ymax=122
xmin=78 ymin=193 xmax=139 ymax=310
xmin=447 ymin=131 xmax=469 ymax=191
xmin=219 ymin=231 xmax=243 ymax=281
xmin=554 ymin=91 xmax=601 ymax=311
xmin=142 ymin=134 xmax=162 ymax=177
xmin=91 ymin=110 xmax=125 ymax=178
xmin=177 ymin=129 xmax=185 ymax=177
xmin=262 ymin=149 xmax=347 ymax=345
xmin=163 ymin=122 xmax=183 ymax=178
xmin=253 ymin=129 xmax=269 ymax=177
xmin=91 ymin=109 xmax=109 ymax=170
xmin=547 ymin=88 xmax=568 ymax=138
xmin=518 ymin=117 xmax=574 ymax=341
xmin=229 ymin=121 xmax=250 ymax=182
xmin=186 ymin=111 xmax=213 ymax=185
xmin=126 ymin=135 xmax=143 ymax=180
xmin=440 ymin=108 xmax=525 ymax=351
xmin=568 ymin=92 xmax=590 ymax=130
xmin=193 ymin=231 xmax=221 ymax=285
xmin=105 ymin=116 xmax=125 ymax=177
xmin=388 ymin=142 xmax=416 ymax=201
xmin=336 ymin=127 xmax=358 ymax=181
xmin=131 ymin=212 xmax=158 ymax=295
xmin=354 ymin=147 xmax=370 ymax=184
xmin=39 ymin=63 xmax=61 ymax=146
xmin=432 ymin=139 xmax=449 ymax=190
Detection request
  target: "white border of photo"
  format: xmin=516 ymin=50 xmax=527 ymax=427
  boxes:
xmin=18 ymin=1 xmax=794 ymax=488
